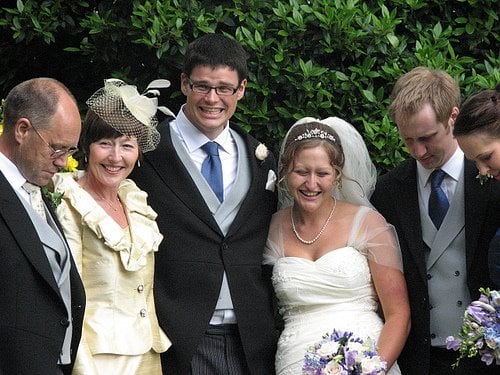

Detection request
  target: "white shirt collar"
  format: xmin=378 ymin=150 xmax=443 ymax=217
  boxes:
xmin=174 ymin=105 xmax=232 ymax=154
xmin=417 ymin=147 xmax=464 ymax=187
xmin=0 ymin=151 xmax=28 ymax=191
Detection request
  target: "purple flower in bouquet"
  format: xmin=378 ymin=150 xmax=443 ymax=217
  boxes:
xmin=446 ymin=288 xmax=500 ymax=367
xmin=303 ymin=329 xmax=387 ymax=374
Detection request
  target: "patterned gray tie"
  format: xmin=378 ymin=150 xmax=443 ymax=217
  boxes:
xmin=22 ymin=181 xmax=47 ymax=221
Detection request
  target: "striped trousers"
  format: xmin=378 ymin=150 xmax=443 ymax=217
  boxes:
xmin=191 ymin=324 xmax=250 ymax=375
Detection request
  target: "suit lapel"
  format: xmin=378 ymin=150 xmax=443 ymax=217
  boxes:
xmin=143 ymin=121 xmax=222 ymax=234
xmin=394 ymin=160 xmax=428 ymax=282
xmin=463 ymin=159 xmax=488 ymax=271
xmin=224 ymin=125 xmax=264 ymax=237
xmin=426 ymin=166 xmax=465 ymax=268
xmin=0 ymin=173 xmax=60 ymax=294
xmin=143 ymin=120 xmax=271 ymax=239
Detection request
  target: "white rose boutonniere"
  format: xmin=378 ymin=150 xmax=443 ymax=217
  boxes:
xmin=255 ymin=143 xmax=268 ymax=161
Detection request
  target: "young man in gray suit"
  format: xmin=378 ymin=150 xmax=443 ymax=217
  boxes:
xmin=371 ymin=67 xmax=499 ymax=374
xmin=130 ymin=34 xmax=278 ymax=374
xmin=0 ymin=78 xmax=85 ymax=374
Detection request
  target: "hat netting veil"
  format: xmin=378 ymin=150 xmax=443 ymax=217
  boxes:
xmin=86 ymin=78 xmax=175 ymax=153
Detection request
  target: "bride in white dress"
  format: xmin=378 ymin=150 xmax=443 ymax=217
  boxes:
xmin=264 ymin=117 xmax=410 ymax=374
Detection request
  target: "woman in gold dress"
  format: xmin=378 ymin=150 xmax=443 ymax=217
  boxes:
xmin=52 ymin=79 xmax=172 ymax=374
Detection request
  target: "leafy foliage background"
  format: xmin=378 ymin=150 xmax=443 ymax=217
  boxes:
xmin=0 ymin=0 xmax=498 ymax=173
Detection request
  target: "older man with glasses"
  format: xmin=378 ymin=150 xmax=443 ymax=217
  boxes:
xmin=0 ymin=77 xmax=85 ymax=375
xmin=29 ymin=121 xmax=79 ymax=159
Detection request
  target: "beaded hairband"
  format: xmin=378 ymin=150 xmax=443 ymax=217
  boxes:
xmin=293 ymin=128 xmax=336 ymax=142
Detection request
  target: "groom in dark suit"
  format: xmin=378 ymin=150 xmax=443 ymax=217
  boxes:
xmin=0 ymin=78 xmax=85 ymax=374
xmin=131 ymin=34 xmax=278 ymax=374
xmin=371 ymin=67 xmax=499 ymax=374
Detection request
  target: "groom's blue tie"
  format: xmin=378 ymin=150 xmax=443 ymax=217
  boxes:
xmin=201 ymin=141 xmax=223 ymax=202
xmin=428 ymin=169 xmax=449 ymax=229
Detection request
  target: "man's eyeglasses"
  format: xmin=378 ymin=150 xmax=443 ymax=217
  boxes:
xmin=187 ymin=78 xmax=239 ymax=96
xmin=30 ymin=122 xmax=78 ymax=159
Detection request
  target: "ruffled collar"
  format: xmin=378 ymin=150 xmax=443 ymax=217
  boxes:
xmin=52 ymin=171 xmax=163 ymax=271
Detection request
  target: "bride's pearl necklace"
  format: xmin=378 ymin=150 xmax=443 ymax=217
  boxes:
xmin=291 ymin=197 xmax=337 ymax=245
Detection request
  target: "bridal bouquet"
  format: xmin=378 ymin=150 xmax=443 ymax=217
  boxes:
xmin=303 ymin=330 xmax=387 ymax=374
xmin=446 ymin=288 xmax=500 ymax=367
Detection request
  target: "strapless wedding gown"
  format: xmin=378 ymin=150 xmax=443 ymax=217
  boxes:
xmin=264 ymin=206 xmax=401 ymax=374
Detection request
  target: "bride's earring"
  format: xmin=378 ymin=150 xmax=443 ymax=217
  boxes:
xmin=336 ymin=179 xmax=342 ymax=190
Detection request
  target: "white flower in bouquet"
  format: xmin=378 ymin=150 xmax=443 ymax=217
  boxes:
xmin=324 ymin=360 xmax=344 ymax=375
xmin=303 ymin=330 xmax=387 ymax=375
xmin=317 ymin=341 xmax=341 ymax=357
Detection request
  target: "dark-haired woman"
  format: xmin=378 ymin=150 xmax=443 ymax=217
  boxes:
xmin=51 ymin=79 xmax=171 ymax=374
xmin=454 ymin=84 xmax=500 ymax=287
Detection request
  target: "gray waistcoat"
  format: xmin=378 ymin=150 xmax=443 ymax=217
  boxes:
xmin=17 ymin=193 xmax=73 ymax=364
xmin=172 ymin=129 xmax=251 ymax=311
xmin=421 ymin=167 xmax=470 ymax=347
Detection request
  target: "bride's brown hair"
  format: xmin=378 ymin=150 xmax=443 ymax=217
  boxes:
xmin=278 ymin=121 xmax=344 ymax=190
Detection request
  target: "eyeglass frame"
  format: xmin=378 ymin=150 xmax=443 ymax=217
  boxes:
xmin=186 ymin=77 xmax=241 ymax=96
xmin=29 ymin=120 xmax=79 ymax=159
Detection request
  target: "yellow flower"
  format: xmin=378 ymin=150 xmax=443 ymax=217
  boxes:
xmin=0 ymin=123 xmax=3 ymax=136
xmin=65 ymin=155 xmax=79 ymax=172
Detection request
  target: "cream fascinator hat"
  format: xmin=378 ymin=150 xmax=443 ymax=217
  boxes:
xmin=86 ymin=78 xmax=175 ymax=153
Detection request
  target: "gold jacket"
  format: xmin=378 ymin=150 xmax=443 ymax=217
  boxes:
xmin=52 ymin=172 xmax=171 ymax=358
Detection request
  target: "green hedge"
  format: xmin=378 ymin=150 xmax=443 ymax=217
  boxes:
xmin=1 ymin=0 xmax=498 ymax=174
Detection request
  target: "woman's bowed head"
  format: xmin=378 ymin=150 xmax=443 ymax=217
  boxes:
xmin=454 ymin=84 xmax=500 ymax=182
